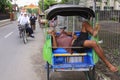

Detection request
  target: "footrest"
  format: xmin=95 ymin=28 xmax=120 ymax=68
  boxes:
xmin=54 ymin=53 xmax=87 ymax=57
xmin=74 ymin=63 xmax=94 ymax=68
xmin=53 ymin=64 xmax=72 ymax=69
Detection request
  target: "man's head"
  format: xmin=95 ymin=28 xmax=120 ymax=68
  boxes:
xmin=31 ymin=13 xmax=34 ymax=16
xmin=24 ymin=12 xmax=27 ymax=17
xmin=20 ymin=13 xmax=23 ymax=16
xmin=59 ymin=26 xmax=66 ymax=30
xmin=20 ymin=12 xmax=24 ymax=16
xmin=47 ymin=27 xmax=55 ymax=34
xmin=59 ymin=26 xmax=66 ymax=33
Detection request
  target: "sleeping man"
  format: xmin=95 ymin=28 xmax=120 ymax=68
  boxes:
xmin=48 ymin=21 xmax=118 ymax=72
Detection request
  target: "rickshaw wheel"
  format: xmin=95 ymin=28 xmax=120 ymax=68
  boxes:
xmin=47 ymin=62 xmax=50 ymax=80
xmin=84 ymin=66 xmax=96 ymax=80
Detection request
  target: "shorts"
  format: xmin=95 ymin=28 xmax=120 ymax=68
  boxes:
xmin=72 ymin=39 xmax=86 ymax=53
xmin=72 ymin=32 xmax=89 ymax=53
xmin=73 ymin=39 xmax=85 ymax=47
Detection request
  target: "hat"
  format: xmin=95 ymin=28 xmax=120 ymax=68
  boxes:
xmin=20 ymin=12 xmax=24 ymax=15
xmin=23 ymin=12 xmax=27 ymax=15
xmin=59 ymin=26 xmax=67 ymax=29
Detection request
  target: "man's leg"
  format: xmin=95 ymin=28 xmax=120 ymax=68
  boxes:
xmin=81 ymin=21 xmax=93 ymax=33
xmin=31 ymin=25 xmax=33 ymax=30
xmin=26 ymin=27 xmax=34 ymax=38
xmin=33 ymin=24 xmax=35 ymax=30
xmin=82 ymin=21 xmax=100 ymax=36
xmin=83 ymin=40 xmax=118 ymax=72
xmin=31 ymin=24 xmax=35 ymax=30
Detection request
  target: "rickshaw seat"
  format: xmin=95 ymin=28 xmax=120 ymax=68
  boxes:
xmin=52 ymin=31 xmax=94 ymax=67
xmin=52 ymin=31 xmax=90 ymax=55
xmin=53 ymin=47 xmax=87 ymax=57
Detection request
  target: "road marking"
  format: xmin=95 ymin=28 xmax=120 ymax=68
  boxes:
xmin=4 ymin=32 xmax=13 ymax=38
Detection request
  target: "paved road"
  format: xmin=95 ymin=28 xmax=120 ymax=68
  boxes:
xmin=0 ymin=21 xmax=46 ymax=80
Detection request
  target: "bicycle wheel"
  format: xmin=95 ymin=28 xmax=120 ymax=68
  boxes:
xmin=19 ymin=31 xmax=21 ymax=38
xmin=46 ymin=62 xmax=50 ymax=80
xmin=18 ymin=27 xmax=22 ymax=38
xmin=22 ymin=29 xmax=27 ymax=44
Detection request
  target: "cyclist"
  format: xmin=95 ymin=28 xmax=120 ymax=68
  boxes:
xmin=18 ymin=12 xmax=34 ymax=38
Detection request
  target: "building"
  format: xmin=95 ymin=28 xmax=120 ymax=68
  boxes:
xmin=79 ymin=0 xmax=120 ymax=10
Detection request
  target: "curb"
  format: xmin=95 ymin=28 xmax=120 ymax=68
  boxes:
xmin=0 ymin=19 xmax=12 ymax=27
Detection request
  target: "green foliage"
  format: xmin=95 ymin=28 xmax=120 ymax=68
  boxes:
xmin=0 ymin=0 xmax=12 ymax=13
xmin=38 ymin=0 xmax=57 ymax=11
xmin=60 ymin=0 xmax=80 ymax=4
xmin=27 ymin=9 xmax=33 ymax=13
xmin=38 ymin=0 xmax=81 ymax=11
xmin=27 ymin=8 xmax=39 ymax=14
xmin=6 ymin=0 xmax=12 ymax=12
xmin=32 ymin=8 xmax=39 ymax=14
xmin=60 ymin=0 xmax=69 ymax=3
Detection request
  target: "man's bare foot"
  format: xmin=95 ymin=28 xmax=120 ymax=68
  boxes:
xmin=108 ymin=65 xmax=118 ymax=72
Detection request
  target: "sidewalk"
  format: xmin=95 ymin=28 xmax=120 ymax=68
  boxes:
xmin=0 ymin=19 xmax=12 ymax=27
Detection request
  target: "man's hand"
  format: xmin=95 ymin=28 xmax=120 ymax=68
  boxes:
xmin=95 ymin=23 xmax=100 ymax=32
xmin=93 ymin=23 xmax=101 ymax=37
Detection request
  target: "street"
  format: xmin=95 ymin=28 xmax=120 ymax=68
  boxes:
xmin=0 ymin=21 xmax=45 ymax=80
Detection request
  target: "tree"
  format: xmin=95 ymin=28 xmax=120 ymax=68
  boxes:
xmin=32 ymin=8 xmax=39 ymax=14
xmin=27 ymin=9 xmax=33 ymax=14
xmin=0 ymin=0 xmax=12 ymax=13
xmin=60 ymin=0 xmax=80 ymax=4
xmin=60 ymin=0 xmax=69 ymax=3
xmin=38 ymin=0 xmax=57 ymax=11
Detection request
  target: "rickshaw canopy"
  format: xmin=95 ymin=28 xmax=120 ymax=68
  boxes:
xmin=45 ymin=4 xmax=95 ymax=20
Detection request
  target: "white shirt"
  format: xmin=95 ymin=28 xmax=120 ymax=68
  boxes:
xmin=17 ymin=15 xmax=23 ymax=23
xmin=19 ymin=16 xmax=30 ymax=25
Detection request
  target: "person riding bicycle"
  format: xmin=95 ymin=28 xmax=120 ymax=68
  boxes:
xmin=18 ymin=12 xmax=34 ymax=38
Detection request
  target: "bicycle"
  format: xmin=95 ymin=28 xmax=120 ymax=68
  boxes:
xmin=18 ymin=24 xmax=28 ymax=44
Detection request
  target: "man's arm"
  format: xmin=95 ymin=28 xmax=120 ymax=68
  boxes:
xmin=66 ymin=32 xmax=72 ymax=36
xmin=92 ymin=23 xmax=100 ymax=37
xmin=17 ymin=16 xmax=21 ymax=23
xmin=83 ymin=21 xmax=100 ymax=37
xmin=27 ymin=16 xmax=30 ymax=24
xmin=48 ymin=30 xmax=57 ymax=48
xmin=35 ymin=16 xmax=37 ymax=20
xmin=30 ymin=16 xmax=32 ymax=21
xmin=51 ymin=34 xmax=57 ymax=48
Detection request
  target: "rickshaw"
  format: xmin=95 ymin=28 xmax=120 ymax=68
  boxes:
xmin=43 ymin=4 xmax=99 ymax=80
xmin=39 ymin=13 xmax=48 ymax=28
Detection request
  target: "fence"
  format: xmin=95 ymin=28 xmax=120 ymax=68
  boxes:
xmin=97 ymin=10 xmax=120 ymax=56
xmin=96 ymin=10 xmax=120 ymax=22
xmin=57 ymin=10 xmax=120 ymax=56
xmin=0 ymin=13 xmax=10 ymax=20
